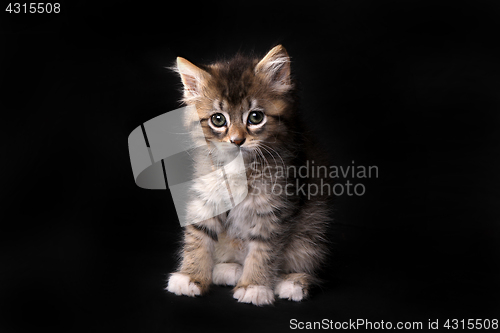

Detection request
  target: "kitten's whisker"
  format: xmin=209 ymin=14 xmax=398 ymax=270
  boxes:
xmin=259 ymin=142 xmax=289 ymax=196
xmin=256 ymin=146 xmax=278 ymax=192
xmin=259 ymin=143 xmax=286 ymax=173
xmin=257 ymin=145 xmax=279 ymax=190
xmin=255 ymin=146 xmax=270 ymax=186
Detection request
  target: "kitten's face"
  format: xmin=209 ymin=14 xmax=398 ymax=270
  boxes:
xmin=176 ymin=45 xmax=295 ymax=156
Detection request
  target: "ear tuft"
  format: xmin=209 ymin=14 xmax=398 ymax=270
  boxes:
xmin=255 ymin=45 xmax=292 ymax=92
xmin=175 ymin=57 xmax=208 ymax=99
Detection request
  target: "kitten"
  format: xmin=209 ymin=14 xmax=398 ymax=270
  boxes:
xmin=166 ymin=45 xmax=332 ymax=305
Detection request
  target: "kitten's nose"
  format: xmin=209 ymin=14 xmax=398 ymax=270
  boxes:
xmin=230 ymin=138 xmax=246 ymax=146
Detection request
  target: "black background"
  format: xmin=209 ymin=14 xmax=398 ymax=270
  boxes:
xmin=1 ymin=1 xmax=500 ymax=332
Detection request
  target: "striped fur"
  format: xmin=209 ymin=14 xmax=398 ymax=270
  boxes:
xmin=166 ymin=45 xmax=332 ymax=305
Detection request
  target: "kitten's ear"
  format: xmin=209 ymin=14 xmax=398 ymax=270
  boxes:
xmin=175 ymin=57 xmax=208 ymax=98
xmin=255 ymin=45 xmax=292 ymax=92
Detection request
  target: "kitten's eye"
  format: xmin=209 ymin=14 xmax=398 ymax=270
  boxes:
xmin=211 ymin=113 xmax=226 ymax=127
xmin=248 ymin=111 xmax=264 ymax=125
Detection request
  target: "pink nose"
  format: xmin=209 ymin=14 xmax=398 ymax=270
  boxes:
xmin=231 ymin=138 xmax=246 ymax=146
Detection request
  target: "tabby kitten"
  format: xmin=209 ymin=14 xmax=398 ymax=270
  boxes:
xmin=166 ymin=45 xmax=331 ymax=305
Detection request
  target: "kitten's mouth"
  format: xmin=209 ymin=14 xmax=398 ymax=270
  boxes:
xmin=238 ymin=145 xmax=254 ymax=152
xmin=237 ymin=145 xmax=251 ymax=155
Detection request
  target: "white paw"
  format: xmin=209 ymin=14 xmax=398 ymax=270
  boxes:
xmin=166 ymin=273 xmax=201 ymax=297
xmin=212 ymin=263 xmax=243 ymax=286
xmin=233 ymin=285 xmax=274 ymax=306
xmin=274 ymin=280 xmax=304 ymax=301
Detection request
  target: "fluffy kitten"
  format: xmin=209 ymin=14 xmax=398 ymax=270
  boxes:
xmin=166 ymin=45 xmax=332 ymax=305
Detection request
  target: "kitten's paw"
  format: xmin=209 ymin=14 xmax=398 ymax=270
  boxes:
xmin=233 ymin=285 xmax=274 ymax=306
xmin=166 ymin=273 xmax=201 ymax=297
xmin=212 ymin=263 xmax=243 ymax=286
xmin=274 ymin=280 xmax=305 ymax=302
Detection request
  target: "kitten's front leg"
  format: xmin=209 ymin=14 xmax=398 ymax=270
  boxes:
xmin=233 ymin=239 xmax=277 ymax=306
xmin=166 ymin=222 xmax=218 ymax=297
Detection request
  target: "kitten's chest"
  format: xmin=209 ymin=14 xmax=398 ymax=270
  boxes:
xmin=224 ymin=184 xmax=277 ymax=239
xmin=225 ymin=197 xmax=254 ymax=238
xmin=193 ymin=158 xmax=279 ymax=238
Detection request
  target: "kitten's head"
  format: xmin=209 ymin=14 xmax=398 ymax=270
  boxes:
xmin=174 ymin=45 xmax=298 ymax=155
